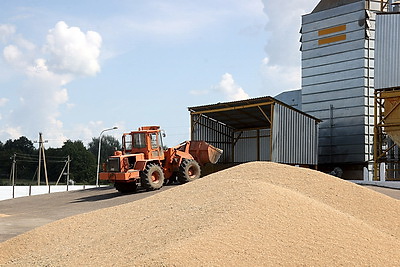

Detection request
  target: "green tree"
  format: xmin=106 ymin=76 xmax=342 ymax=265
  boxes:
xmin=61 ymin=140 xmax=96 ymax=184
xmin=88 ymin=135 xmax=121 ymax=164
xmin=4 ymin=136 xmax=35 ymax=154
xmin=0 ymin=137 xmax=37 ymax=185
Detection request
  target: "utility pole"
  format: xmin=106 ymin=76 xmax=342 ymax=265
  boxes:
xmin=9 ymin=153 xmax=16 ymax=186
xmin=35 ymin=133 xmax=49 ymax=186
xmin=66 ymin=155 xmax=70 ymax=191
xmin=55 ymin=155 xmax=71 ymax=186
xmin=9 ymin=153 xmax=16 ymax=198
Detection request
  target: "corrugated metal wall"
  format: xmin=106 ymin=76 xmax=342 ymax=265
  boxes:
xmin=190 ymin=114 xmax=233 ymax=163
xmin=272 ymin=104 xmax=319 ymax=165
xmin=375 ymin=13 xmax=400 ymax=90
xmin=233 ymin=129 xmax=270 ymax=162
xmin=301 ymin=0 xmax=381 ymax=164
xmin=190 ymin=103 xmax=318 ymax=166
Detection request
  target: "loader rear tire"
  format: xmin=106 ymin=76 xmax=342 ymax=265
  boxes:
xmin=178 ymin=159 xmax=201 ymax=184
xmin=115 ymin=182 xmax=137 ymax=193
xmin=140 ymin=163 xmax=164 ymax=190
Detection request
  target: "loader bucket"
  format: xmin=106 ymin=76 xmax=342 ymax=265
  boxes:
xmin=189 ymin=141 xmax=223 ymax=165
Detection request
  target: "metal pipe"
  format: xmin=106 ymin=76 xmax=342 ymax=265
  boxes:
xmin=374 ymin=90 xmax=380 ymax=181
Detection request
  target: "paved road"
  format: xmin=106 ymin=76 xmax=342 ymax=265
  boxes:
xmin=363 ymin=185 xmax=400 ymax=200
xmin=0 ymin=184 xmax=399 ymax=243
xmin=0 ymin=185 xmax=176 ymax=243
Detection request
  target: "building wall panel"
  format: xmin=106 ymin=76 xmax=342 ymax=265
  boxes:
xmin=272 ymin=104 xmax=318 ymax=165
xmin=301 ymin=1 xmax=377 ymax=164
xmin=302 ymin=78 xmax=367 ymax=94
xmin=302 ymin=39 xmax=366 ymax=59
xmin=302 ymin=87 xmax=363 ymax=102
xmin=191 ymin=114 xmax=233 ymax=163
xmin=303 ymin=58 xmax=365 ymax=77
xmin=302 ymin=11 xmax=365 ymax=35
xmin=233 ymin=130 xmax=270 ymax=162
xmin=302 ymin=2 xmax=366 ymax=24
xmin=302 ymin=28 xmax=367 ymax=51
xmin=190 ymin=101 xmax=318 ymax=166
xmin=302 ymin=68 xmax=365 ymax=85
xmin=375 ymin=13 xmax=400 ymax=89
xmin=302 ymin=49 xmax=365 ymax=68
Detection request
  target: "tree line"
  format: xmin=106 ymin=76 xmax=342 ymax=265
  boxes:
xmin=0 ymin=135 xmax=121 ymax=185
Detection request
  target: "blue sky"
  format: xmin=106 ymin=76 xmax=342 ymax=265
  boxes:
xmin=0 ymin=0 xmax=319 ymax=148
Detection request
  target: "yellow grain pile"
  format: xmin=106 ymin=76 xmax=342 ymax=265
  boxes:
xmin=1 ymin=162 xmax=400 ymax=266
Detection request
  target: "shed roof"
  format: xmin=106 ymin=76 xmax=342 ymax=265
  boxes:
xmin=188 ymin=96 xmax=320 ymax=131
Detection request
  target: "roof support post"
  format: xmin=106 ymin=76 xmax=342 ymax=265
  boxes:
xmin=257 ymin=106 xmax=271 ymax=124
xmin=270 ymin=103 xmax=275 ymax=162
xmin=231 ymin=131 xmax=235 ymax=163
xmin=190 ymin=113 xmax=202 ymax=140
xmin=257 ymin=129 xmax=260 ymax=161
xmin=231 ymin=131 xmax=244 ymax=163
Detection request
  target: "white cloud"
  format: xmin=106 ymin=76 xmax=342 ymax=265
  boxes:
xmin=0 ymin=126 xmax=22 ymax=140
xmin=0 ymin=21 xmax=102 ymax=146
xmin=214 ymin=73 xmax=249 ymax=101
xmin=261 ymin=56 xmax=301 ymax=93
xmin=102 ymin=0 xmax=266 ymax=57
xmin=69 ymin=120 xmax=121 ymax=145
xmin=45 ymin=21 xmax=102 ymax=76
xmin=261 ymin=0 xmax=319 ymax=95
xmin=3 ymin=45 xmax=23 ymax=65
xmin=0 ymin=24 xmax=16 ymax=43
xmin=0 ymin=98 xmax=8 ymax=106
xmin=15 ymin=36 xmax=36 ymax=51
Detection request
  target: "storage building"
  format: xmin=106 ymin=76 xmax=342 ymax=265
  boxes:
xmin=301 ymin=0 xmax=384 ymax=178
xmin=188 ymin=96 xmax=320 ymax=168
xmin=373 ymin=11 xmax=400 ymax=180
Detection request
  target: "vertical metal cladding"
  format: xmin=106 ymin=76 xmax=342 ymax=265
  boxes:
xmin=301 ymin=0 xmax=380 ymax=165
xmin=234 ymin=130 xmax=258 ymax=162
xmin=272 ymin=104 xmax=319 ymax=165
xmin=189 ymin=98 xmax=319 ymax=165
xmin=233 ymin=129 xmax=271 ymax=162
xmin=375 ymin=13 xmax=400 ymax=90
xmin=191 ymin=113 xmax=233 ymax=163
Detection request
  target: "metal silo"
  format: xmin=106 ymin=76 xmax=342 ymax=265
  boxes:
xmin=301 ymin=0 xmax=385 ymax=179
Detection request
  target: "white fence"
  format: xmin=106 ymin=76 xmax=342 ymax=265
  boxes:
xmin=0 ymin=185 xmax=98 ymax=201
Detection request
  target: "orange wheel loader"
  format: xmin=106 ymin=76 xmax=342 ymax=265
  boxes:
xmin=99 ymin=126 xmax=223 ymax=193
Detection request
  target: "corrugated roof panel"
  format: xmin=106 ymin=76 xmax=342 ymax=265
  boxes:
xmin=312 ymin=0 xmax=362 ymax=13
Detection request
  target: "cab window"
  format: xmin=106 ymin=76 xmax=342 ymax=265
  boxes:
xmin=150 ymin=133 xmax=158 ymax=149
xmin=124 ymin=134 xmax=132 ymax=150
xmin=133 ymin=133 xmax=146 ymax=148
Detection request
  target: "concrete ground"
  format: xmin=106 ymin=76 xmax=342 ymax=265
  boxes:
xmin=0 ymin=185 xmax=177 ymax=243
xmin=0 ymin=183 xmax=399 ymax=243
xmin=363 ymin=185 xmax=400 ymax=200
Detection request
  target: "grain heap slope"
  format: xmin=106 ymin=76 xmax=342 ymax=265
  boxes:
xmin=1 ymin=162 xmax=400 ymax=266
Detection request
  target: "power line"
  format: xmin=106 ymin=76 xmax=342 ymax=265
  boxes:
xmin=13 ymin=153 xmax=68 ymax=163
xmin=16 ymin=154 xmax=68 ymax=160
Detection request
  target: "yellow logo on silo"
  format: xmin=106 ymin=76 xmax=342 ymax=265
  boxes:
xmin=318 ymin=24 xmax=346 ymax=45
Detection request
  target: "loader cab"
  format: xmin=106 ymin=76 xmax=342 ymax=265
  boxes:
xmin=122 ymin=126 xmax=165 ymax=160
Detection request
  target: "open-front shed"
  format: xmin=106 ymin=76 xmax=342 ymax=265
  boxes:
xmin=189 ymin=96 xmax=320 ymax=167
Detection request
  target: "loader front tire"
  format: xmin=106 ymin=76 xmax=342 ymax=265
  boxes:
xmin=178 ymin=159 xmax=201 ymax=184
xmin=140 ymin=163 xmax=164 ymax=190
xmin=115 ymin=182 xmax=137 ymax=193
